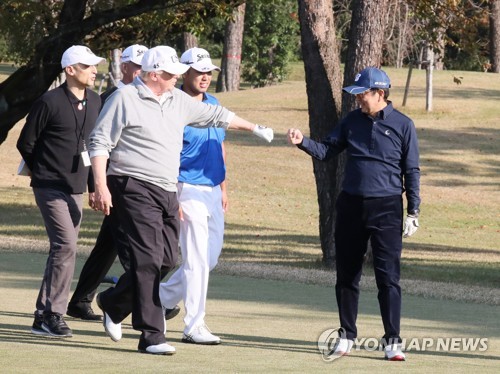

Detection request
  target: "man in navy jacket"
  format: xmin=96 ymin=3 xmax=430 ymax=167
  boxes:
xmin=287 ymin=67 xmax=420 ymax=361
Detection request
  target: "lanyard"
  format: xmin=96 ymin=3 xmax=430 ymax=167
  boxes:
xmin=64 ymin=85 xmax=88 ymax=153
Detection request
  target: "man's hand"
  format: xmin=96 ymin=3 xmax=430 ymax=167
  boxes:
xmin=221 ymin=188 xmax=228 ymax=213
xmin=287 ymin=128 xmax=304 ymax=145
xmin=88 ymin=192 xmax=97 ymax=210
xmin=403 ymin=214 xmax=419 ymax=238
xmin=94 ymin=185 xmax=113 ymax=216
xmin=253 ymin=125 xmax=274 ymax=143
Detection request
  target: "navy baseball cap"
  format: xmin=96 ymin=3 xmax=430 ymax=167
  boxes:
xmin=343 ymin=67 xmax=391 ymax=95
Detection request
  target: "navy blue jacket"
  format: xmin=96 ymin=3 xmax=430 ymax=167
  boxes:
xmin=298 ymin=102 xmax=420 ymax=213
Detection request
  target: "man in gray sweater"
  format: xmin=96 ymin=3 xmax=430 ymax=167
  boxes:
xmin=88 ymin=45 xmax=273 ymax=355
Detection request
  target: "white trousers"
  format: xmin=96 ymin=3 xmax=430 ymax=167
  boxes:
xmin=159 ymin=183 xmax=224 ymax=334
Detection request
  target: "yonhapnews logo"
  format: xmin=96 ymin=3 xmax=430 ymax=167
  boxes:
xmin=317 ymin=327 xmax=347 ymax=362
xmin=317 ymin=327 xmax=489 ymax=362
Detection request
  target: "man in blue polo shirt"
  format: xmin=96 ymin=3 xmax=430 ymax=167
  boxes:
xmin=287 ymin=67 xmax=420 ymax=361
xmin=159 ymin=47 xmax=227 ymax=345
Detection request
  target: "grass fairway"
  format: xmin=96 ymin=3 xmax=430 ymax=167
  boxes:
xmin=0 ymin=251 xmax=499 ymax=373
xmin=0 ymin=63 xmax=499 ymax=371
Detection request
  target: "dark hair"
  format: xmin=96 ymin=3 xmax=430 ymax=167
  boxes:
xmin=371 ymin=88 xmax=390 ymax=101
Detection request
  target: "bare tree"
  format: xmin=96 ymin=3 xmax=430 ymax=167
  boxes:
xmin=216 ymin=3 xmax=246 ymax=92
xmin=107 ymin=49 xmax=122 ymax=89
xmin=340 ymin=0 xmax=390 ymax=190
xmin=297 ymin=0 xmax=390 ymax=265
xmin=334 ymin=0 xmax=390 ymax=262
xmin=297 ymin=0 xmax=343 ymax=266
xmin=490 ymin=0 xmax=500 ymax=72
xmin=182 ymin=32 xmax=198 ymax=50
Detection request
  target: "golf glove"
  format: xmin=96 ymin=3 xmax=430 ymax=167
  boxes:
xmin=253 ymin=124 xmax=274 ymax=143
xmin=403 ymin=214 xmax=419 ymax=238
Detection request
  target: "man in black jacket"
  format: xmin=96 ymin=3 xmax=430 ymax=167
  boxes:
xmin=17 ymin=45 xmax=105 ymax=337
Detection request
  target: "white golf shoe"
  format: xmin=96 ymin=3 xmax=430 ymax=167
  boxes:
xmin=329 ymin=338 xmax=353 ymax=357
xmin=96 ymin=293 xmax=122 ymax=342
xmin=182 ymin=324 xmax=221 ymax=345
xmin=384 ymin=343 xmax=406 ymax=361
xmin=140 ymin=342 xmax=176 ymax=355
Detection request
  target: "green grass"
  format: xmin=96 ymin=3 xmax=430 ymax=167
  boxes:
xmin=0 ymin=251 xmax=499 ymax=373
xmin=1 ymin=65 xmax=499 ymax=291
xmin=0 ymin=62 xmax=499 ymax=372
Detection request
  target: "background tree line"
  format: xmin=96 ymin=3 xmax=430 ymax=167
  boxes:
xmin=0 ymin=0 xmax=498 ymax=265
xmin=0 ymin=1 xmax=497 ymax=86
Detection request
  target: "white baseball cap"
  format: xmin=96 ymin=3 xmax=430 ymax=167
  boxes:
xmin=180 ymin=47 xmax=220 ymax=72
xmin=61 ymin=45 xmax=105 ymax=68
xmin=140 ymin=46 xmax=189 ymax=75
xmin=121 ymin=44 xmax=148 ymax=65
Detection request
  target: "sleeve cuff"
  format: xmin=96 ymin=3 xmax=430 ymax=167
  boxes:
xmin=89 ymin=149 xmax=109 ymax=158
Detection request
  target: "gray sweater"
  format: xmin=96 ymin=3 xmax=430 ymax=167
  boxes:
xmin=88 ymin=77 xmax=234 ymax=192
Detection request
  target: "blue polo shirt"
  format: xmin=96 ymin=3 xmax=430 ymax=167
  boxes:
xmin=298 ymin=102 xmax=420 ymax=213
xmin=178 ymin=92 xmax=226 ymax=186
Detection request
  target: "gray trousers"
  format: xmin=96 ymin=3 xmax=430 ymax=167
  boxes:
xmin=33 ymin=187 xmax=83 ymax=315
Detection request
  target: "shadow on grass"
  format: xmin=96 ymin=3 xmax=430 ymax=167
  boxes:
xmin=220 ymin=332 xmax=318 ymax=355
xmin=224 ymin=130 xmax=293 ymax=148
xmin=0 ymin=198 xmax=106 ymax=242
xmin=418 ymin=127 xmax=500 ymax=183
xmin=0 ymin=252 xmax=499 ymax=363
xmin=0 ymin=208 xmax=497 ymax=287
xmin=405 ymin=87 xmax=500 ymax=100
xmin=404 ymin=242 xmax=499 ymax=257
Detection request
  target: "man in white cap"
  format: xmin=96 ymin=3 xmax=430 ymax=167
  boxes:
xmin=159 ymin=47 xmax=226 ymax=345
xmin=287 ymin=67 xmax=420 ymax=361
xmin=89 ymin=45 xmax=273 ymax=355
xmin=101 ymin=44 xmax=149 ymax=101
xmin=66 ymin=44 xmax=148 ymax=322
xmin=17 ymin=45 xmax=105 ymax=337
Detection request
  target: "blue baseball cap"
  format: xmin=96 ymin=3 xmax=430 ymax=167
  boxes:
xmin=343 ymin=67 xmax=391 ymax=95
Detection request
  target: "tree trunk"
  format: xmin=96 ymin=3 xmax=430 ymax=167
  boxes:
xmin=108 ymin=49 xmax=122 ymax=88
xmin=216 ymin=3 xmax=246 ymax=92
xmin=425 ymin=42 xmax=434 ymax=112
xmin=338 ymin=0 xmax=390 ymax=264
xmin=490 ymin=0 xmax=500 ymax=73
xmin=434 ymin=27 xmax=445 ymax=71
xmin=297 ymin=0 xmax=343 ymax=267
xmin=0 ymin=0 xmax=87 ymax=144
xmin=182 ymin=32 xmax=198 ymax=50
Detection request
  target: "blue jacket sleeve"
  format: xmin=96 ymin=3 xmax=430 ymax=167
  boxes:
xmin=402 ymin=120 xmax=421 ymax=213
xmin=296 ymin=124 xmax=346 ymax=161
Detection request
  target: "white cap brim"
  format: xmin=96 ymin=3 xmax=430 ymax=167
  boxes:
xmin=81 ymin=56 xmax=106 ymax=66
xmin=164 ymin=63 xmax=190 ymax=75
xmin=190 ymin=62 xmax=221 ymax=72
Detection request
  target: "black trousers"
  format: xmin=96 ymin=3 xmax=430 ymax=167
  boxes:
xmin=98 ymin=176 xmax=179 ymax=350
xmin=334 ymin=191 xmax=403 ymax=344
xmin=68 ymin=210 xmax=130 ymax=309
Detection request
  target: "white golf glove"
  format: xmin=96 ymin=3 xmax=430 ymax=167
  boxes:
xmin=253 ymin=124 xmax=274 ymax=143
xmin=403 ymin=214 xmax=419 ymax=238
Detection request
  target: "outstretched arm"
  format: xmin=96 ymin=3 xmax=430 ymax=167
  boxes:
xmin=228 ymin=115 xmax=274 ymax=143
